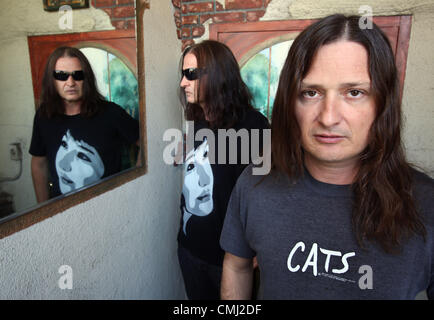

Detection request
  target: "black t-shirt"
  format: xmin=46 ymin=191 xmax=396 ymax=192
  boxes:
xmin=29 ymin=101 xmax=139 ymax=197
xmin=177 ymin=108 xmax=270 ymax=266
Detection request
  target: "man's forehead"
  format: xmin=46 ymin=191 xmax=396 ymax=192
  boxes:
xmin=300 ymin=80 xmax=371 ymax=88
xmin=302 ymin=40 xmax=370 ymax=85
xmin=183 ymin=52 xmax=198 ymax=69
xmin=55 ymin=56 xmax=83 ymax=69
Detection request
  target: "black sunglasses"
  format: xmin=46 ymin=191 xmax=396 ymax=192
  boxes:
xmin=53 ymin=70 xmax=85 ymax=81
xmin=182 ymin=68 xmax=204 ymax=81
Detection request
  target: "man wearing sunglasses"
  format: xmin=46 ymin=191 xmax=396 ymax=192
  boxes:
xmin=53 ymin=69 xmax=85 ymax=109
xmin=176 ymin=40 xmax=270 ymax=300
xmin=29 ymin=46 xmax=139 ymax=202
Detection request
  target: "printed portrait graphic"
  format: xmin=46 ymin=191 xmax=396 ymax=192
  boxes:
xmin=55 ymin=129 xmax=105 ymax=194
xmin=182 ymin=138 xmax=214 ymax=235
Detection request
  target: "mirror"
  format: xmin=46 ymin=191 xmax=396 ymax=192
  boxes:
xmin=0 ymin=0 xmax=148 ymax=237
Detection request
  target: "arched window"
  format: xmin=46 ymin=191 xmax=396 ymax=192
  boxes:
xmin=241 ymin=40 xmax=293 ymax=119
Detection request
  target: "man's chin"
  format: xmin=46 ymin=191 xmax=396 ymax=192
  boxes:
xmin=64 ymin=97 xmax=82 ymax=102
xmin=62 ymin=96 xmax=84 ymax=107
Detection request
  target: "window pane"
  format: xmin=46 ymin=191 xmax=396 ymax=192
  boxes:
xmin=80 ymin=47 xmax=110 ymax=99
xmin=241 ymin=48 xmax=270 ymax=117
xmin=241 ymin=40 xmax=293 ymax=119
xmin=269 ymin=40 xmax=293 ymax=114
xmin=107 ymin=53 xmax=139 ymax=120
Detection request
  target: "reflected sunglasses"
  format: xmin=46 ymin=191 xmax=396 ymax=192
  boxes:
xmin=182 ymin=68 xmax=204 ymax=81
xmin=53 ymin=70 xmax=85 ymax=81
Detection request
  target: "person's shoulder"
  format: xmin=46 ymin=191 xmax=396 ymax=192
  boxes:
xmin=246 ymin=108 xmax=270 ymax=125
xmin=33 ymin=106 xmax=52 ymax=122
xmin=34 ymin=107 xmax=42 ymax=118
xmin=236 ymin=163 xmax=278 ymax=191
xmin=235 ymin=164 xmax=258 ymax=187
xmin=411 ymin=167 xmax=434 ymax=192
xmin=411 ymin=168 xmax=434 ymax=219
xmin=100 ymin=100 xmax=119 ymax=111
xmin=238 ymin=108 xmax=270 ymax=129
xmin=98 ymin=100 xmax=127 ymax=116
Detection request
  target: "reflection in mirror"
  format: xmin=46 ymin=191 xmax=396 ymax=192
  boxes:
xmin=241 ymin=40 xmax=293 ymax=119
xmin=29 ymin=46 xmax=140 ymax=203
xmin=79 ymin=47 xmax=139 ymax=170
xmin=0 ymin=0 xmax=147 ymax=232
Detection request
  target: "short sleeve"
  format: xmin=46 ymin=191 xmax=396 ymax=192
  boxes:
xmin=29 ymin=111 xmax=46 ymax=157
xmin=220 ymin=168 xmax=256 ymax=259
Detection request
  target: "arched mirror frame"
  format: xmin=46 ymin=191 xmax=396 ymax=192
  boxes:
xmin=0 ymin=0 xmax=150 ymax=239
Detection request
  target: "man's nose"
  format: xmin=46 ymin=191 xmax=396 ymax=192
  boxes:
xmin=180 ymin=75 xmax=189 ymax=88
xmin=317 ymin=93 xmax=342 ymax=127
xmin=65 ymin=75 xmax=76 ymax=86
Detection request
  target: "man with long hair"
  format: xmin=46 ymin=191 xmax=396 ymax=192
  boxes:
xmin=30 ymin=46 xmax=139 ymax=202
xmin=220 ymin=15 xmax=433 ymax=299
xmin=177 ymin=40 xmax=269 ymax=299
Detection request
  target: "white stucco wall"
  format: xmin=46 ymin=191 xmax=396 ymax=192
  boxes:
xmin=401 ymin=7 xmax=434 ymax=176
xmin=0 ymin=0 xmax=185 ymax=299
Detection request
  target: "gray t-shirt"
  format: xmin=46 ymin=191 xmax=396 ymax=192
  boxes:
xmin=220 ymin=166 xmax=434 ymax=299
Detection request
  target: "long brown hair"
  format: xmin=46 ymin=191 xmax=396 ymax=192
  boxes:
xmin=179 ymin=40 xmax=253 ymax=129
xmin=39 ymin=46 xmax=106 ymax=118
xmin=271 ymin=14 xmax=426 ymax=253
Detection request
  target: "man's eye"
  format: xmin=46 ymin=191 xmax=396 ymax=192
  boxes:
xmin=348 ymin=89 xmax=363 ymax=97
xmin=302 ymin=90 xmax=318 ymax=98
xmin=77 ymin=152 xmax=91 ymax=162
xmin=187 ymin=163 xmax=195 ymax=171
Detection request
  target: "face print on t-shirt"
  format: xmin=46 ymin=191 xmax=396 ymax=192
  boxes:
xmin=55 ymin=129 xmax=105 ymax=194
xmin=182 ymin=138 xmax=214 ymax=235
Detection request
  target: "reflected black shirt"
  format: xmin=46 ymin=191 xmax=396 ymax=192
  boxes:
xmin=29 ymin=101 xmax=139 ymax=198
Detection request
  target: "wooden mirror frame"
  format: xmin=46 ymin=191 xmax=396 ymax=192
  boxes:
xmin=0 ymin=0 xmax=149 ymax=239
